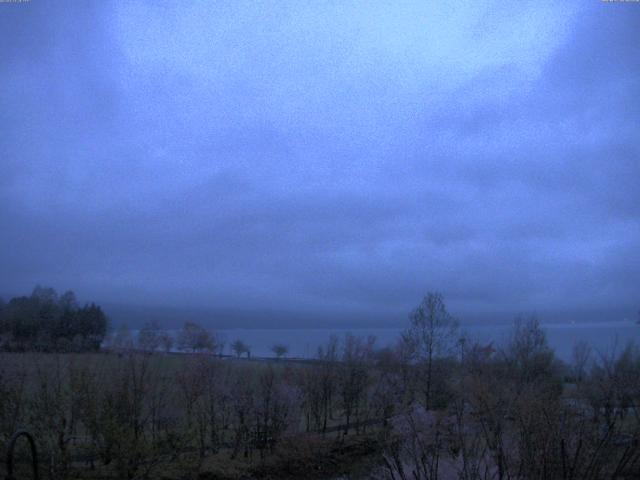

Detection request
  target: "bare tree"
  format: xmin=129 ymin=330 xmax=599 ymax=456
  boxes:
xmin=571 ymin=340 xmax=592 ymax=383
xmin=298 ymin=336 xmax=339 ymax=434
xmin=503 ymin=314 xmax=556 ymax=389
xmin=229 ymin=366 xmax=256 ymax=459
xmin=338 ymin=334 xmax=375 ymax=435
xmin=271 ymin=343 xmax=288 ymax=359
xmin=137 ymin=320 xmax=162 ymax=353
xmin=177 ymin=321 xmax=215 ymax=353
xmin=402 ymin=292 xmax=458 ymax=410
xmin=231 ymin=339 xmax=250 ymax=358
xmin=29 ymin=355 xmax=75 ymax=478
xmin=254 ymin=366 xmax=299 ymax=457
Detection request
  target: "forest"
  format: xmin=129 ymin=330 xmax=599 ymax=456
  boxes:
xmin=0 ymin=290 xmax=638 ymax=479
xmin=0 ymin=287 xmax=108 ymax=352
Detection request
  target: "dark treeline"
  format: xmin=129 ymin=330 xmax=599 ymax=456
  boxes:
xmin=0 ymin=286 xmax=108 ymax=352
xmin=0 ymin=292 xmax=639 ymax=480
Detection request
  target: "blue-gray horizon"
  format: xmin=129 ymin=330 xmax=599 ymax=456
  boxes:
xmin=1 ymin=1 xmax=639 ymax=327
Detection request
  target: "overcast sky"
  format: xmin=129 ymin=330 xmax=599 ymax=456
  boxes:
xmin=1 ymin=1 xmax=639 ymax=326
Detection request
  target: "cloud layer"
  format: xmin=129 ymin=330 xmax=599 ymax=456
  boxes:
xmin=1 ymin=1 xmax=639 ymax=325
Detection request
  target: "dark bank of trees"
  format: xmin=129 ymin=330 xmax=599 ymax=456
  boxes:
xmin=0 ymin=286 xmax=108 ymax=352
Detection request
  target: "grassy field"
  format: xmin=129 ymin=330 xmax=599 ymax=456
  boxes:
xmin=0 ymin=351 xmax=388 ymax=480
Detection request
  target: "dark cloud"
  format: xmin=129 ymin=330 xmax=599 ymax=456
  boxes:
xmin=1 ymin=1 xmax=638 ymax=326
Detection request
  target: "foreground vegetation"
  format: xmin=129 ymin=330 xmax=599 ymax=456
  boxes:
xmin=0 ymin=293 xmax=639 ymax=479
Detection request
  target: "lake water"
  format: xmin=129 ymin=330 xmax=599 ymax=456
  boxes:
xmin=213 ymin=321 xmax=640 ymax=362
